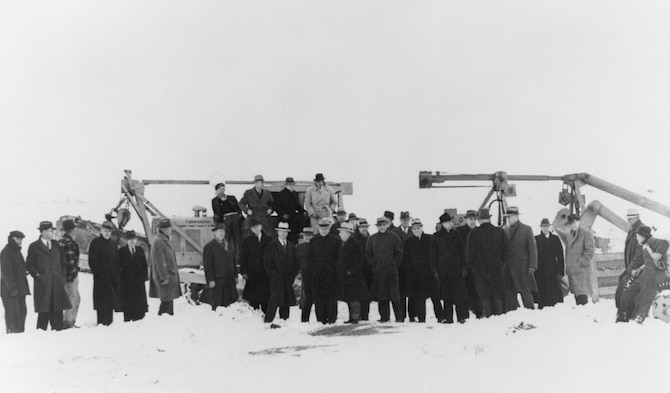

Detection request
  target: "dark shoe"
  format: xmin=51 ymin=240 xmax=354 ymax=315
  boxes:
xmin=270 ymin=323 xmax=281 ymax=329
xmin=343 ymin=320 xmax=354 ymax=324
xmin=457 ymin=319 xmax=466 ymax=324
xmin=378 ymin=319 xmax=390 ymax=323
xmin=418 ymin=319 xmax=426 ymax=323
xmin=441 ymin=319 xmax=454 ymax=324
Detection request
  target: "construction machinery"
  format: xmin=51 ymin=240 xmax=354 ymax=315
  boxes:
xmin=419 ymin=170 xmax=670 ymax=301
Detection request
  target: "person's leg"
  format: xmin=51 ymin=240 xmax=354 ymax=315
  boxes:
xmin=378 ymin=301 xmax=390 ymax=322
xmin=455 ymin=302 xmax=469 ymax=322
xmin=279 ymin=306 xmax=290 ymax=320
xmin=18 ymin=296 xmax=27 ymax=333
xmin=50 ymin=310 xmax=64 ymax=331
xmin=264 ymin=301 xmax=278 ymax=323
xmin=429 ymin=296 xmax=444 ymax=321
xmin=391 ymin=299 xmax=403 ymax=322
xmin=314 ymin=296 xmax=325 ymax=323
xmin=360 ymin=300 xmax=370 ymax=321
xmin=443 ymin=302 xmax=454 ymax=323
xmin=492 ymin=298 xmax=504 ymax=316
xmin=349 ymin=301 xmax=361 ymax=323
xmin=2 ymin=297 xmax=19 ymax=333
xmin=327 ymin=297 xmax=338 ymax=324
xmin=520 ymin=291 xmax=535 ymax=310
xmin=415 ymin=298 xmax=427 ymax=322
xmin=480 ymin=298 xmax=492 ymax=318
xmin=36 ymin=313 xmax=49 ymax=330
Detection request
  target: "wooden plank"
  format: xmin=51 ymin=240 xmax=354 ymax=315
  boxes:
xmin=143 ymin=180 xmax=210 ymax=185
xmin=178 ymin=268 xmax=206 ymax=285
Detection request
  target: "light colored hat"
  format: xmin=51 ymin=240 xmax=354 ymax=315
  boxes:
xmin=337 ymin=222 xmax=355 ymax=233
xmin=504 ymin=206 xmax=520 ymax=216
xmin=627 ymin=208 xmax=639 ymax=217
xmin=275 ymin=222 xmax=291 ymax=232
xmin=318 ymin=218 xmax=331 ymax=227
xmin=376 ymin=217 xmax=388 ymax=225
xmin=410 ymin=218 xmax=423 ymax=227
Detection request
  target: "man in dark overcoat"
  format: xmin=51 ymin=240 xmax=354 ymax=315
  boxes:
xmin=354 ymin=218 xmax=374 ymax=321
xmin=240 ymin=217 xmax=272 ymax=313
xmin=149 ymin=218 xmax=182 ymax=316
xmin=392 ymin=211 xmax=412 ymax=321
xmin=404 ymin=219 xmax=442 ymax=323
xmin=203 ymin=223 xmax=238 ymax=311
xmin=263 ymin=223 xmax=299 ymax=326
xmin=59 ymin=219 xmax=80 ymax=329
xmin=534 ymin=218 xmax=565 ymax=309
xmin=1 ymin=231 xmax=30 ymax=333
xmin=307 ymin=218 xmax=340 ymax=324
xmin=273 ymin=177 xmax=305 ymax=244
xmin=457 ymin=210 xmax=483 ymax=318
xmin=366 ymin=217 xmax=403 ymax=322
xmin=211 ymin=182 xmax=243 ymax=263
xmin=431 ymin=212 xmax=469 ymax=323
xmin=26 ymin=221 xmax=71 ymax=330
xmin=336 ymin=223 xmax=369 ymax=324
xmin=89 ymin=221 xmax=121 ymax=325
xmin=119 ymin=230 xmax=149 ymax=321
xmin=297 ymin=228 xmax=314 ymax=322
xmin=615 ymin=209 xmax=645 ymax=308
xmin=503 ymin=207 xmax=538 ymax=311
xmin=240 ymin=175 xmax=274 ymax=238
xmin=465 ymin=209 xmax=508 ymax=317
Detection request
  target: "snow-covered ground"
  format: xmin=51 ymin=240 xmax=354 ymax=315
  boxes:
xmin=1 ymin=273 xmax=669 ymax=393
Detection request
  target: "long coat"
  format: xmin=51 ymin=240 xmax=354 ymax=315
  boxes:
xmin=366 ymin=231 xmax=403 ymax=302
xmin=404 ymin=234 xmax=438 ymax=299
xmin=26 ymin=239 xmax=71 ymax=312
xmin=307 ymin=234 xmax=340 ymax=298
xmin=354 ymin=232 xmax=373 ymax=289
xmin=629 ymin=237 xmax=669 ymax=318
xmin=119 ymin=245 xmax=148 ymax=313
xmin=624 ymin=220 xmax=644 ymax=271
xmin=264 ymin=240 xmax=299 ymax=307
xmin=149 ymin=232 xmax=182 ymax=301
xmin=240 ymin=188 xmax=273 ymax=216
xmin=304 ymin=185 xmax=337 ymax=220
xmin=558 ymin=227 xmax=595 ymax=296
xmin=88 ymin=236 xmax=121 ymax=311
xmin=337 ymin=237 xmax=370 ymax=302
xmin=239 ymin=233 xmax=271 ymax=304
xmin=392 ymin=226 xmax=412 ymax=295
xmin=273 ymin=188 xmax=305 ymax=238
xmin=1 ymin=238 xmax=30 ymax=298
xmin=534 ymin=233 xmax=565 ymax=306
xmin=465 ymin=222 xmax=508 ymax=298
xmin=504 ymin=221 xmax=538 ymax=293
xmin=431 ymin=229 xmax=469 ymax=302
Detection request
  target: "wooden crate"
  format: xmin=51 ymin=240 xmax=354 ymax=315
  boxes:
xmin=593 ymin=252 xmax=624 ymax=300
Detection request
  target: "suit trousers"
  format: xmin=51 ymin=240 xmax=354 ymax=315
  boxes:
xmin=96 ymin=308 xmax=113 ymax=326
xmin=2 ymin=296 xmax=27 ymax=333
xmin=314 ymin=296 xmax=337 ymax=324
xmin=264 ymin=302 xmax=290 ymax=323
xmin=378 ymin=300 xmax=403 ymax=322
xmin=37 ymin=311 xmax=63 ymax=331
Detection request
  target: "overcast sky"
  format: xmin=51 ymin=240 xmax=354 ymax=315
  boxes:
xmin=1 ymin=0 xmax=669 ymax=242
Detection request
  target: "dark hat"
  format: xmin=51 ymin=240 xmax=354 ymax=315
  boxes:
xmin=62 ymin=219 xmax=76 ymax=232
xmin=158 ymin=218 xmax=172 ymax=229
xmin=124 ymin=230 xmax=137 ymax=239
xmin=376 ymin=217 xmax=388 ymax=225
xmin=38 ymin=221 xmax=54 ymax=231
xmin=478 ymin=209 xmax=491 ymax=220
xmin=248 ymin=217 xmax=262 ymax=227
xmin=504 ymin=206 xmax=520 ymax=216
xmin=101 ymin=221 xmax=115 ymax=230
xmin=400 ymin=211 xmax=410 ymax=219
xmin=348 ymin=213 xmax=358 ymax=220
xmin=9 ymin=230 xmax=25 ymax=239
xmin=336 ymin=207 xmax=346 ymax=215
xmin=314 ymin=173 xmax=325 ymax=182
xmin=285 ymin=177 xmax=295 ymax=184
xmin=214 ymin=182 xmax=225 ymax=190
xmin=566 ymin=214 xmax=580 ymax=224
xmin=254 ymin=175 xmax=265 ymax=182
xmin=465 ymin=210 xmax=477 ymax=218
xmin=636 ymin=225 xmax=652 ymax=238
xmin=383 ymin=211 xmax=395 ymax=220
xmin=358 ymin=218 xmax=369 ymax=227
xmin=212 ymin=222 xmax=226 ymax=232
xmin=439 ymin=212 xmax=452 ymax=223
xmin=540 ymin=218 xmax=551 ymax=226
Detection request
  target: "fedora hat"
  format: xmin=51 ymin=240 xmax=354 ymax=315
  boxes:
xmin=212 ymin=223 xmax=226 ymax=232
xmin=376 ymin=217 xmax=388 ymax=225
xmin=275 ymin=222 xmax=291 ymax=232
xmin=478 ymin=209 xmax=491 ymax=220
xmin=504 ymin=206 xmax=520 ymax=216
xmin=285 ymin=177 xmax=295 ymax=184
xmin=314 ymin=173 xmax=325 ymax=182
xmin=253 ymin=175 xmax=265 ymax=182
xmin=62 ymin=219 xmax=76 ymax=232
xmin=636 ymin=225 xmax=652 ymax=239
xmin=411 ymin=218 xmax=423 ymax=227
xmin=540 ymin=218 xmax=551 ymax=226
xmin=101 ymin=221 xmax=115 ymax=230
xmin=337 ymin=222 xmax=355 ymax=233
xmin=158 ymin=218 xmax=172 ymax=229
xmin=124 ymin=230 xmax=138 ymax=239
xmin=37 ymin=221 xmax=54 ymax=231
xmin=318 ymin=218 xmax=331 ymax=227
xmin=358 ymin=218 xmax=369 ymax=227
xmin=439 ymin=212 xmax=452 ymax=223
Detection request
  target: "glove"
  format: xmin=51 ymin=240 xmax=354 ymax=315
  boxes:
xmin=161 ymin=278 xmax=169 ymax=285
xmin=208 ymin=281 xmax=215 ymax=289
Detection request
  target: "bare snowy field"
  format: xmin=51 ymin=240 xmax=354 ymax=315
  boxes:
xmin=1 ymin=273 xmax=668 ymax=393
